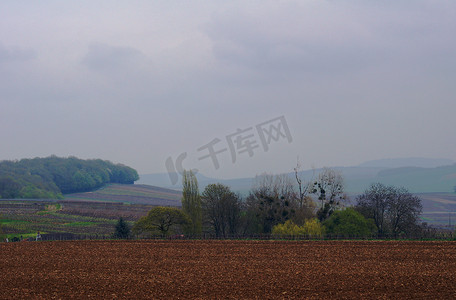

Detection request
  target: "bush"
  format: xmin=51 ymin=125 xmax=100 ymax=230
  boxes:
xmin=323 ymin=207 xmax=376 ymax=238
xmin=272 ymin=219 xmax=325 ymax=238
xmin=272 ymin=220 xmax=302 ymax=236
xmin=302 ymin=218 xmax=325 ymax=238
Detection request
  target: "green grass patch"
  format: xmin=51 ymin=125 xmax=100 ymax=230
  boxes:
xmin=0 ymin=218 xmax=29 ymax=225
xmin=5 ymin=233 xmax=41 ymax=240
xmin=63 ymin=221 xmax=96 ymax=227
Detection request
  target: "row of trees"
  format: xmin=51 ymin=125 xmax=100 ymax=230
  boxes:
xmin=131 ymin=168 xmax=424 ymax=239
xmin=0 ymin=156 xmax=139 ymax=199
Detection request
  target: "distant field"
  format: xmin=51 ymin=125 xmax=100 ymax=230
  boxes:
xmin=1 ymin=240 xmax=455 ymax=298
xmin=64 ymin=184 xmax=182 ymax=206
xmin=0 ymin=184 xmax=182 ymax=239
xmin=0 ymin=199 xmax=154 ymax=239
xmin=418 ymin=193 xmax=456 ymax=226
xmin=0 ymin=200 xmax=123 ymax=239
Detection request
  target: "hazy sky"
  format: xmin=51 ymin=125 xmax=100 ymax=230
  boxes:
xmin=1 ymin=1 xmax=455 ymax=179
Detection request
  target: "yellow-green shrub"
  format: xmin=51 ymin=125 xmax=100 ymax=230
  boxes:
xmin=272 ymin=219 xmax=325 ymax=238
xmin=301 ymin=218 xmax=325 ymax=238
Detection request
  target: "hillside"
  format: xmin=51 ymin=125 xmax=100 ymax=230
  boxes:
xmin=64 ymin=184 xmax=182 ymax=206
xmin=344 ymin=164 xmax=456 ymax=194
xmin=0 ymin=156 xmax=139 ymax=199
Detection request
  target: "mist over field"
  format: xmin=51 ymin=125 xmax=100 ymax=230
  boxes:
xmin=1 ymin=1 xmax=455 ymax=180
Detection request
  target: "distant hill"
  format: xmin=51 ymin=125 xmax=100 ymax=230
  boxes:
xmin=139 ymin=158 xmax=456 ymax=195
xmin=358 ymin=157 xmax=454 ymax=168
xmin=0 ymin=156 xmax=139 ymax=199
xmin=64 ymin=184 xmax=182 ymax=206
xmin=344 ymin=164 xmax=456 ymax=194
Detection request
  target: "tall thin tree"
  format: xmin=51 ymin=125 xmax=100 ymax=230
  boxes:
xmin=182 ymin=170 xmax=202 ymax=235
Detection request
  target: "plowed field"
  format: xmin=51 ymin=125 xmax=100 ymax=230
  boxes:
xmin=1 ymin=240 xmax=455 ymax=299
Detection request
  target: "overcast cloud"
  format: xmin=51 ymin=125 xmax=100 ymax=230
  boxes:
xmin=1 ymin=1 xmax=455 ymax=179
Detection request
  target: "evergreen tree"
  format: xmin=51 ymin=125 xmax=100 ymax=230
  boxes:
xmin=181 ymin=170 xmax=202 ymax=235
xmin=113 ymin=217 xmax=131 ymax=239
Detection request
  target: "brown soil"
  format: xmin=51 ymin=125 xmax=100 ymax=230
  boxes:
xmin=1 ymin=240 xmax=455 ymax=299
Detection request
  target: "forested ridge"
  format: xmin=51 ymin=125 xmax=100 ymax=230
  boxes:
xmin=0 ymin=156 xmax=139 ymax=199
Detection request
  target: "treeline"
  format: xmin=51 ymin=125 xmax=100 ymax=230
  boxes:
xmin=0 ymin=156 xmax=139 ymax=199
xmin=131 ymin=169 xmax=427 ymax=239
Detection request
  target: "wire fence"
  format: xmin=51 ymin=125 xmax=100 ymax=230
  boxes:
xmin=21 ymin=232 xmax=454 ymax=242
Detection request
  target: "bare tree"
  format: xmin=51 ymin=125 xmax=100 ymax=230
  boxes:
xmin=387 ymin=187 xmax=422 ymax=237
xmin=201 ymin=183 xmax=241 ymax=237
xmin=294 ymin=160 xmax=313 ymax=209
xmin=356 ymin=183 xmax=422 ymax=237
xmin=246 ymin=174 xmax=298 ymax=233
xmin=356 ymin=183 xmax=393 ymax=236
xmin=311 ymin=168 xmax=347 ymax=221
xmin=293 ymin=161 xmax=317 ymax=223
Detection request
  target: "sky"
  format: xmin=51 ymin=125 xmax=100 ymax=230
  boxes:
xmin=1 ymin=1 xmax=455 ymax=180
